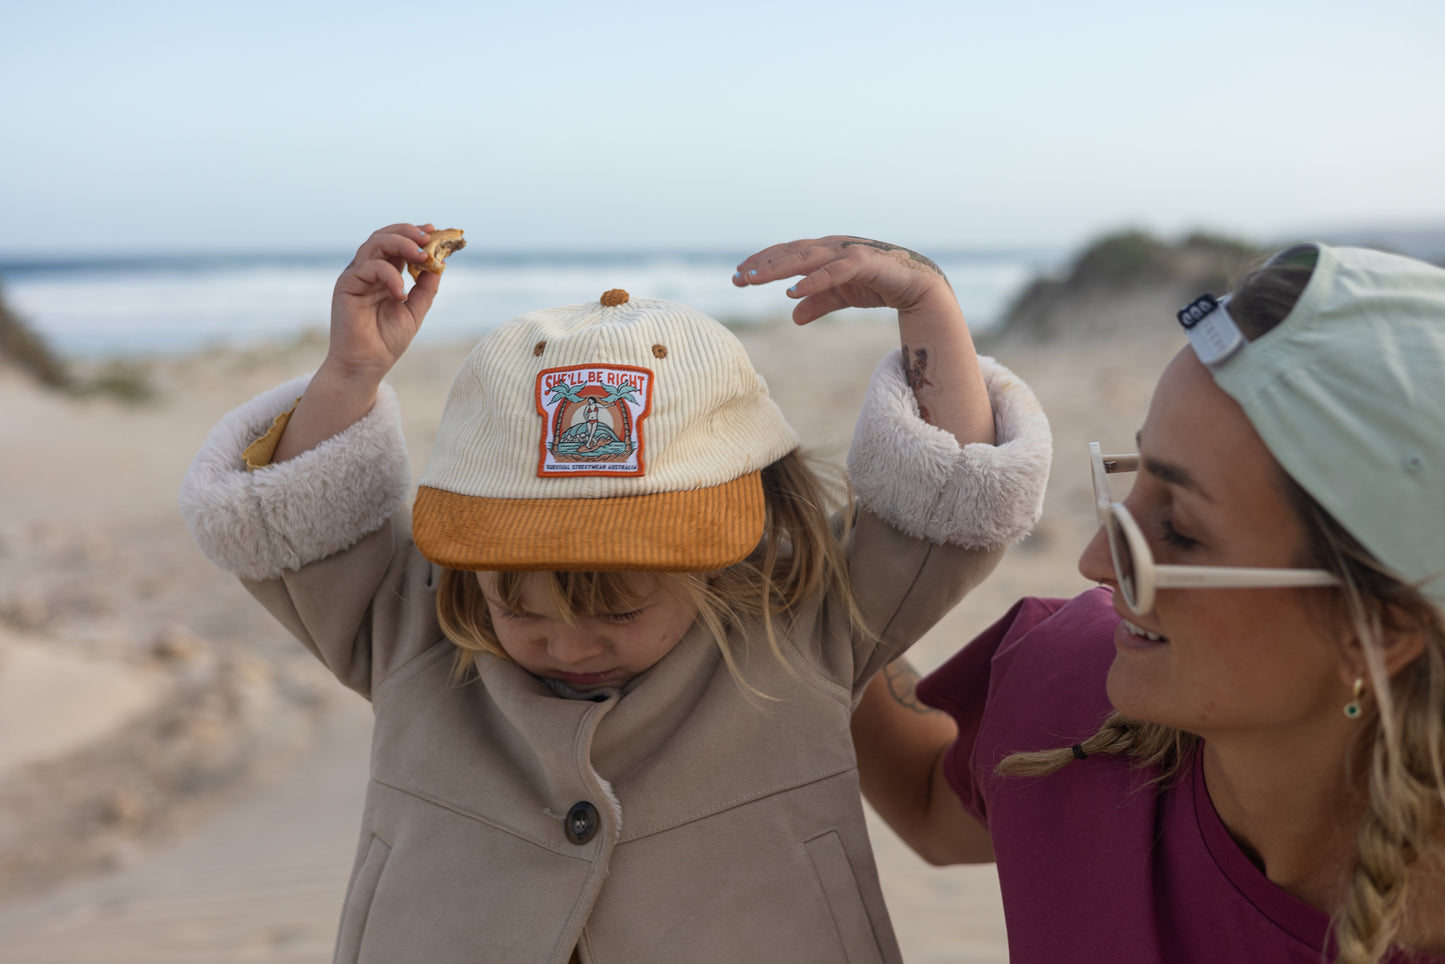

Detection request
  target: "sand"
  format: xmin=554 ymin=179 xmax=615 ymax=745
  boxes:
xmin=0 ymin=318 xmax=1183 ymax=962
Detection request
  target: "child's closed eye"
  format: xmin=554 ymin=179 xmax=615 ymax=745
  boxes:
xmin=596 ymin=609 xmax=644 ymax=624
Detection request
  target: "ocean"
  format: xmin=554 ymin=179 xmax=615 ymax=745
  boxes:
xmin=0 ymin=248 xmax=1062 ymax=358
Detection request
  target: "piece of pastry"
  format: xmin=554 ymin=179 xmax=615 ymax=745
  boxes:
xmin=409 ymin=228 xmax=466 ymax=280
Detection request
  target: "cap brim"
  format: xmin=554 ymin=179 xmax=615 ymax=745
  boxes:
xmin=413 ymin=472 xmax=766 ymax=572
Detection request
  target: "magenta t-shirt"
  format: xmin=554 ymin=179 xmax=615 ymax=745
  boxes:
xmin=916 ymin=588 xmax=1439 ymax=964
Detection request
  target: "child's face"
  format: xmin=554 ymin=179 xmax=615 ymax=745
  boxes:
xmin=476 ymin=572 xmax=699 ymax=691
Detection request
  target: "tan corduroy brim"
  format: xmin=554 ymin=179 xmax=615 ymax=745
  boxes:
xmin=413 ymin=472 xmax=765 ymax=572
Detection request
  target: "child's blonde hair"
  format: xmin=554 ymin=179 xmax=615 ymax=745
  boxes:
xmin=436 ymin=449 xmax=870 ymax=690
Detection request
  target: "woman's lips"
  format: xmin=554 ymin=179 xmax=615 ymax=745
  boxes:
xmin=1115 ymin=617 xmax=1169 ymax=650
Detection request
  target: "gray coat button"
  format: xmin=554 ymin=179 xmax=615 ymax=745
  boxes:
xmin=566 ymin=801 xmax=599 ymax=844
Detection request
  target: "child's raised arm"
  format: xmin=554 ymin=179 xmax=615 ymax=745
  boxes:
xmin=733 ymin=236 xmax=995 ymax=447
xmin=272 ymin=222 xmax=442 ymax=462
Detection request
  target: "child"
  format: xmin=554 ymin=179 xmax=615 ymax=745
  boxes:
xmin=179 ymin=224 xmax=1051 ymax=964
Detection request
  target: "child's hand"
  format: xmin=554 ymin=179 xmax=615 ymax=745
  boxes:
xmin=270 ymin=223 xmax=442 ymax=463
xmin=734 ymin=235 xmax=994 ymax=445
xmin=732 ymin=236 xmax=954 ymax=326
xmin=327 ymin=222 xmax=441 ymax=383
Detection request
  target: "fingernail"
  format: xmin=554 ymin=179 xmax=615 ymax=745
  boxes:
xmin=748 ymin=269 xmax=758 ymax=278
xmin=417 ymin=247 xmax=427 ymax=256
xmin=786 ymin=285 xmax=797 ymax=296
xmin=732 ymin=271 xmax=743 ymax=281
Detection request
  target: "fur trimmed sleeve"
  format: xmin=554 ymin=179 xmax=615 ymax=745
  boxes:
xmin=178 ymin=375 xmax=412 ymax=581
xmin=847 ymin=353 xmax=1051 ymax=549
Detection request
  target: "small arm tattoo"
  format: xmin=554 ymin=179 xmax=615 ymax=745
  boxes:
xmin=903 ymin=345 xmax=934 ymax=391
xmin=882 ymin=658 xmax=943 ymax=716
xmin=902 ymin=344 xmax=934 ymax=423
xmin=839 ymin=238 xmax=945 ymax=277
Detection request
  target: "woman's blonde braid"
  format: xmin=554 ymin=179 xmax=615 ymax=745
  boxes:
xmin=996 ymin=712 xmax=1198 ymax=782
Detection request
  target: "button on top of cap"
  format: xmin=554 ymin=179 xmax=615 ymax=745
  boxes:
xmin=600 ymin=289 xmax=629 ymax=307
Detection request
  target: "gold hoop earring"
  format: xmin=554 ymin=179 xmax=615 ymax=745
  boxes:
xmin=1343 ymin=676 xmax=1365 ymax=720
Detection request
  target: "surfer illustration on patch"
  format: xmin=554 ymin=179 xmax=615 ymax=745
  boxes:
xmin=536 ymin=364 xmax=654 ymax=476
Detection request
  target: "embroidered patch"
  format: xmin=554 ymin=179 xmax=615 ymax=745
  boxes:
xmin=535 ymin=364 xmax=654 ymax=476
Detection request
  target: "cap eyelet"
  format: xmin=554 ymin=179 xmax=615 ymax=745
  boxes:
xmin=533 ymin=341 xmax=546 ymax=357
xmin=651 ymin=344 xmax=667 ymax=359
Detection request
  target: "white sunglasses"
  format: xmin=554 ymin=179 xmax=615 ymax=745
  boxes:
xmin=1089 ymin=442 xmax=1341 ymax=613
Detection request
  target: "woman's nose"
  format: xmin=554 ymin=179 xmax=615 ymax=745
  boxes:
xmin=1077 ymin=524 xmax=1115 ymax=588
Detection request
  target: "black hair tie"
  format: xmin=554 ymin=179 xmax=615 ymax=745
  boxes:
xmin=1071 ymin=744 xmax=1088 ymax=761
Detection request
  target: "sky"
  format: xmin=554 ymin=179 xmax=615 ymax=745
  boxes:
xmin=3 ymin=0 xmax=1443 ymax=256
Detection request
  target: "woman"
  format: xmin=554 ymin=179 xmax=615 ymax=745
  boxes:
xmin=854 ymin=242 xmax=1445 ymax=963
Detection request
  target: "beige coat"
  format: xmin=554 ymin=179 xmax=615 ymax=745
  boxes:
xmin=180 ymin=352 xmax=1052 ymax=964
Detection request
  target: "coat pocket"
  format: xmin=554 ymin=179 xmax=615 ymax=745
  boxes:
xmin=334 ymin=833 xmax=391 ymax=964
xmin=803 ymin=829 xmax=886 ymax=964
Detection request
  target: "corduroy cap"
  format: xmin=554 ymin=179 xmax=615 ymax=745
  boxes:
xmin=413 ymin=290 xmax=800 ymax=571
xmin=1180 ymin=243 xmax=1445 ymax=605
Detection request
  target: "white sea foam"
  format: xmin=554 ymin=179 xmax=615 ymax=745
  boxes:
xmin=2 ymin=250 xmax=1056 ymax=357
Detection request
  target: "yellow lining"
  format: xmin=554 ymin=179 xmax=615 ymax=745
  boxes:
xmin=242 ymin=399 xmax=301 ymax=471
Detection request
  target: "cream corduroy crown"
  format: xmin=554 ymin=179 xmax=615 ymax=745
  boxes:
xmin=413 ymin=290 xmax=801 ymax=571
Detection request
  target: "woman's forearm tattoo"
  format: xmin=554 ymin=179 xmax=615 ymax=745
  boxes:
xmin=882 ymin=658 xmax=943 ymax=716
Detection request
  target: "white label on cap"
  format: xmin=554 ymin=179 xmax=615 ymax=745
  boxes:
xmin=1178 ymin=294 xmax=1244 ymax=368
xmin=536 ymin=364 xmax=654 ymax=477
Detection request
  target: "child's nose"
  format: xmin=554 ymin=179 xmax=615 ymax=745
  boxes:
xmin=547 ymin=626 xmax=605 ymax=665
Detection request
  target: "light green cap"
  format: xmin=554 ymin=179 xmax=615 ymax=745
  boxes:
xmin=1206 ymin=242 xmax=1445 ymax=605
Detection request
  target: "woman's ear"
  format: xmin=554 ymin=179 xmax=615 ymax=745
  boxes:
xmin=1337 ymin=603 xmax=1428 ymax=687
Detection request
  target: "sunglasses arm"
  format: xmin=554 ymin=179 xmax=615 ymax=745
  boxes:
xmin=1150 ymin=565 xmax=1341 ymax=590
